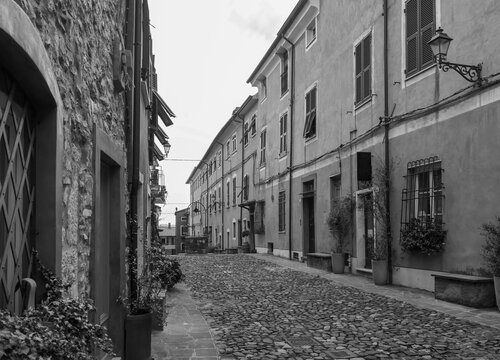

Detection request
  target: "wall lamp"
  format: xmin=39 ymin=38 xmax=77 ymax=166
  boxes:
xmin=428 ymin=27 xmax=483 ymax=85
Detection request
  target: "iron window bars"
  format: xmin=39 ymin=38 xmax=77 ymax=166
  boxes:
xmin=400 ymin=156 xmax=444 ymax=228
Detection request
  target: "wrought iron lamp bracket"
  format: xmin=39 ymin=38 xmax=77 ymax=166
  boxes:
xmin=437 ymin=57 xmax=483 ymax=85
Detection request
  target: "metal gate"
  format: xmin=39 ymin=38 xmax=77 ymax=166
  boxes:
xmin=0 ymin=68 xmax=36 ymax=314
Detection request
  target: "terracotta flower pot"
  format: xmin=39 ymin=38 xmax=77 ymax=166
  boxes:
xmin=372 ymin=259 xmax=388 ymax=285
xmin=331 ymin=252 xmax=344 ymax=274
xmin=125 ymin=312 xmax=152 ymax=360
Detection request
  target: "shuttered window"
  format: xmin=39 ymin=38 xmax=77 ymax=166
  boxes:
xmin=278 ymin=191 xmax=286 ymax=232
xmin=260 ymin=129 xmax=266 ymax=165
xmin=279 ymin=112 xmax=287 ymax=154
xmin=303 ymin=87 xmax=317 ymax=139
xmin=355 ymin=33 xmax=371 ymax=104
xmin=406 ymin=0 xmax=435 ymax=77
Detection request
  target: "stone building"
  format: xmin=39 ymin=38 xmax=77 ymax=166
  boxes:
xmin=188 ymin=0 xmax=500 ymax=293
xmin=0 ymin=0 xmax=173 ymax=356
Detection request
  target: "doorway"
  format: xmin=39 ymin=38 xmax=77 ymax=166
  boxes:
xmin=302 ymin=180 xmax=315 ymax=254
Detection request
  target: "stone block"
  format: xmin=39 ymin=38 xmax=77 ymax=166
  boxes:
xmin=306 ymin=253 xmax=332 ymax=272
xmin=432 ymin=273 xmax=495 ymax=308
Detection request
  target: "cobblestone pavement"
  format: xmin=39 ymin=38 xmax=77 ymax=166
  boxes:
xmin=176 ymin=254 xmax=500 ymax=360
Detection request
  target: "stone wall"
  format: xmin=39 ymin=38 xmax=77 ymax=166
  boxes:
xmin=14 ymin=0 xmax=127 ymax=297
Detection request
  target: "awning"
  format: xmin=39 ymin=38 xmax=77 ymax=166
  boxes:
xmin=154 ymin=125 xmax=169 ymax=146
xmin=152 ymin=143 xmax=165 ymax=161
xmin=153 ymin=89 xmax=175 ymax=128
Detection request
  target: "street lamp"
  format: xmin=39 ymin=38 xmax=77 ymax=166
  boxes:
xmin=428 ymin=27 xmax=483 ymax=85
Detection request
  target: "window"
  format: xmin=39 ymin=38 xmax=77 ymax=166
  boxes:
xmin=218 ymin=151 xmax=222 ymax=167
xmin=232 ymin=221 xmax=236 ymax=239
xmin=280 ymin=50 xmax=289 ymax=95
xmin=260 ymin=129 xmax=267 ymax=165
xmin=306 ymin=17 xmax=317 ymax=48
xmin=279 ymin=112 xmax=287 ymax=154
xmin=243 ymin=122 xmax=249 ymax=146
xmin=405 ymin=0 xmax=435 ymax=77
xmin=278 ymin=191 xmax=286 ymax=232
xmin=260 ymin=77 xmax=267 ymax=100
xmin=226 ymin=140 xmax=230 ymax=158
xmin=232 ymin=177 xmax=237 ymax=205
xmin=218 ymin=186 xmax=222 ymax=212
xmin=213 ymin=156 xmax=217 ymax=169
xmin=401 ymin=156 xmax=443 ymax=226
xmin=226 ymin=181 xmax=230 ymax=207
xmin=250 ymin=115 xmax=257 ymax=136
xmin=303 ymin=86 xmax=317 ymax=139
xmin=330 ymin=176 xmax=341 ymax=208
xmin=243 ymin=174 xmax=249 ymax=201
xmin=355 ymin=32 xmax=371 ymax=105
xmin=232 ymin=133 xmax=237 ymax=153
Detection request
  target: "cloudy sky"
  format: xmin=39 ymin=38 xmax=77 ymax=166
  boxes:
xmin=149 ymin=1 xmax=297 ymax=225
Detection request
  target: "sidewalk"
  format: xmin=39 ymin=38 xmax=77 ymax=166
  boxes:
xmin=250 ymin=253 xmax=500 ymax=331
xmin=151 ymin=283 xmax=219 ymax=360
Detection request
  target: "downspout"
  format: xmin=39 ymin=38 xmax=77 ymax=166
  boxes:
xmin=129 ymin=0 xmax=141 ymax=302
xmin=383 ymin=0 xmax=393 ymax=283
xmin=239 ymin=116 xmax=244 ymax=248
xmin=216 ymin=141 xmax=225 ymax=249
xmin=281 ymin=34 xmax=294 ymax=260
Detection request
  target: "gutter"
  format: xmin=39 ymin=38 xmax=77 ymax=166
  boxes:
xmin=281 ymin=34 xmax=295 ymax=260
xmin=383 ymin=0 xmax=393 ymax=283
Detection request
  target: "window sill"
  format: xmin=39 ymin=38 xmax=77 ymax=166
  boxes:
xmin=404 ymin=64 xmax=436 ymax=87
xmin=305 ymin=135 xmax=317 ymax=144
xmin=280 ymin=90 xmax=289 ymax=100
xmin=278 ymin=230 xmax=286 ymax=234
xmin=259 ymin=164 xmax=266 ymax=170
xmin=260 ymin=96 xmax=267 ymax=104
xmin=306 ymin=38 xmax=317 ymax=51
xmin=279 ymin=153 xmax=287 ymax=161
xmin=354 ymin=96 xmax=372 ymax=111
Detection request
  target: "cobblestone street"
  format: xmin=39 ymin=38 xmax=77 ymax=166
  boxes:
xmin=160 ymin=254 xmax=500 ymax=360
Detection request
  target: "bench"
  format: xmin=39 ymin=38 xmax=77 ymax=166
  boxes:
xmin=432 ymin=273 xmax=495 ymax=308
xmin=306 ymin=253 xmax=332 ymax=272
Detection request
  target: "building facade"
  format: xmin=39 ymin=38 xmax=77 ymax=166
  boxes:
xmin=188 ymin=0 xmax=500 ymax=292
xmin=0 ymin=0 xmax=174 ymax=356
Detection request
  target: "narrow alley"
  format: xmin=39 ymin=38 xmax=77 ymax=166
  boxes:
xmin=152 ymin=254 xmax=500 ymax=360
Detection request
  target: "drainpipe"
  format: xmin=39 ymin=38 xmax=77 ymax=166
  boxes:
xmin=383 ymin=0 xmax=393 ymax=283
xmin=215 ymin=141 xmax=224 ymax=249
xmin=281 ymin=34 xmax=294 ymax=260
xmin=129 ymin=0 xmax=142 ymax=302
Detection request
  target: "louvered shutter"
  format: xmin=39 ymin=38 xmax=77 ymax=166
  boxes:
xmin=363 ymin=34 xmax=371 ymax=100
xmin=420 ymin=0 xmax=435 ymax=68
xmin=406 ymin=0 xmax=418 ymax=75
xmin=355 ymin=42 xmax=362 ymax=103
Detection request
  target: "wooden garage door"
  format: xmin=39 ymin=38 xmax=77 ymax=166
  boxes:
xmin=0 ymin=68 xmax=36 ymax=314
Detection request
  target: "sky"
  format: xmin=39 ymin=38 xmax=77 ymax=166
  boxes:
xmin=149 ymin=0 xmax=298 ymax=225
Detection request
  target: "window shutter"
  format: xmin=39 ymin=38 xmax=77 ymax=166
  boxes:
xmin=363 ymin=34 xmax=371 ymax=100
xmin=420 ymin=0 xmax=435 ymax=68
xmin=355 ymin=43 xmax=362 ymax=103
xmin=406 ymin=0 xmax=418 ymax=75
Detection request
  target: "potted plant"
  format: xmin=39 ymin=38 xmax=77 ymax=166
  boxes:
xmin=480 ymin=217 xmax=500 ymax=310
xmin=327 ymin=196 xmax=354 ymax=274
xmin=400 ymin=218 xmax=447 ymax=255
xmin=0 ymin=255 xmax=114 ymax=359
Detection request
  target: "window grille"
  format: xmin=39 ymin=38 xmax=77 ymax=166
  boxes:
xmin=401 ymin=156 xmax=444 ymax=227
xmin=278 ymin=191 xmax=286 ymax=231
xmin=405 ymin=0 xmax=435 ymax=76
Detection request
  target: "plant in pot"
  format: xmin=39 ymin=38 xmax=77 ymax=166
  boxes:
xmin=400 ymin=218 xmax=447 ymax=255
xmin=327 ymin=196 xmax=354 ymax=274
xmin=480 ymin=217 xmax=500 ymax=311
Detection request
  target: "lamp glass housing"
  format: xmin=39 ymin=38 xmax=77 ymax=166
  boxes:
xmin=428 ymin=28 xmax=453 ymax=61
